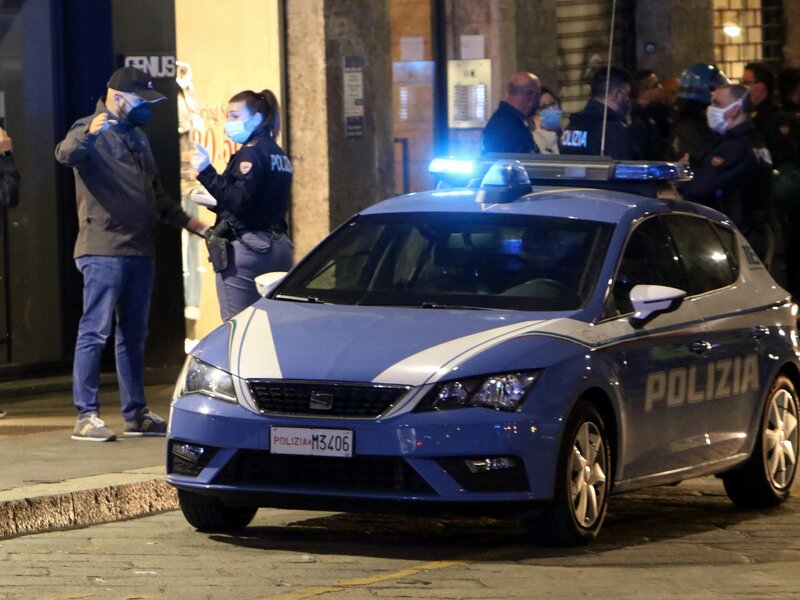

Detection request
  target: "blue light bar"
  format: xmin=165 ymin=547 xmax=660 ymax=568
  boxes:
xmin=613 ymin=162 xmax=693 ymax=181
xmin=428 ymin=157 xmax=474 ymax=176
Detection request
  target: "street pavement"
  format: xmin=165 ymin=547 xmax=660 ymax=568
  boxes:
xmin=2 ymin=480 xmax=800 ymax=599
xmin=0 ymin=380 xmax=177 ymax=538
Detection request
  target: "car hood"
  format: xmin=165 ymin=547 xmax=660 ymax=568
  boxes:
xmin=191 ymin=300 xmax=586 ymax=386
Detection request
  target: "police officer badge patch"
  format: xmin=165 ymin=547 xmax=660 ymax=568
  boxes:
xmin=240 ymin=161 xmax=253 ymax=175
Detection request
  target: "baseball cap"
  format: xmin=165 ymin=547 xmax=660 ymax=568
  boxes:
xmin=107 ymin=66 xmax=165 ymax=102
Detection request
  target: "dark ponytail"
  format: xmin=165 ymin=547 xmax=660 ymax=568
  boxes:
xmin=228 ymin=88 xmax=280 ymax=137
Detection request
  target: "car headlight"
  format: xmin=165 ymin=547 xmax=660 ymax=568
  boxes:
xmin=181 ymin=356 xmax=238 ymax=403
xmin=416 ymin=371 xmax=540 ymax=412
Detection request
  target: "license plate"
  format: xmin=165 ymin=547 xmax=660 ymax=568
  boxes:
xmin=270 ymin=426 xmax=354 ymax=458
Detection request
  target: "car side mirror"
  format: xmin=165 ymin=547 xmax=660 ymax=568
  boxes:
xmin=628 ymin=284 xmax=686 ymax=329
xmin=254 ymin=271 xmax=288 ymax=297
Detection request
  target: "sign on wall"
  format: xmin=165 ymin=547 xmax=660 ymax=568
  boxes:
xmin=124 ymin=54 xmax=177 ymax=79
xmin=344 ymin=56 xmax=364 ymax=139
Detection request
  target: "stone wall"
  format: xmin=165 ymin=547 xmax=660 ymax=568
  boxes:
xmin=286 ymin=0 xmax=393 ymax=259
xmin=285 ymin=0 xmax=331 ymax=259
xmin=324 ymin=0 xmax=395 ymax=229
xmin=785 ymin=0 xmax=800 ymax=67
xmin=635 ymin=0 xmax=714 ymax=78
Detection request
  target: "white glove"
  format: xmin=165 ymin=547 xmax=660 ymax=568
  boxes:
xmin=191 ymin=142 xmax=211 ymax=172
xmin=190 ymin=186 xmax=217 ymax=208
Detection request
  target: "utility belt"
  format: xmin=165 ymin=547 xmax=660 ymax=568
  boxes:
xmin=205 ymin=220 xmax=286 ymax=273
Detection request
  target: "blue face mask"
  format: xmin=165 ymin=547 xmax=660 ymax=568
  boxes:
xmin=539 ymin=106 xmax=563 ymax=131
xmin=224 ymin=114 xmax=261 ymax=144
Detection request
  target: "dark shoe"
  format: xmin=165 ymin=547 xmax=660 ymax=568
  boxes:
xmin=0 ymin=409 xmax=6 ymax=419
xmin=124 ymin=408 xmax=167 ymax=436
xmin=72 ymin=413 xmax=116 ymax=442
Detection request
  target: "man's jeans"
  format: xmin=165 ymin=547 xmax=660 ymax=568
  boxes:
xmin=73 ymin=256 xmax=154 ymax=420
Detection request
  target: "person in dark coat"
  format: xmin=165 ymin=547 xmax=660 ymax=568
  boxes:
xmin=559 ymin=66 xmax=638 ymax=160
xmin=480 ymin=71 xmax=541 ymax=155
xmin=55 ymin=67 xmax=206 ymax=442
xmin=679 ymin=84 xmax=774 ymax=266
xmin=669 ymin=63 xmax=729 ymax=169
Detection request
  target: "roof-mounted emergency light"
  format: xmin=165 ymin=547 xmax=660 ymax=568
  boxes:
xmin=475 ymin=160 xmax=532 ymax=204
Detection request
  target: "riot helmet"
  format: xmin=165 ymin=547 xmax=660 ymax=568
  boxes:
xmin=677 ymin=63 xmax=730 ymax=105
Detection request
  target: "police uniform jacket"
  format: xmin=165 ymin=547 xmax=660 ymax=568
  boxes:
xmin=669 ymin=109 xmax=716 ymax=168
xmin=559 ymin=99 xmax=639 ymax=160
xmin=0 ymin=155 xmax=19 ymax=208
xmin=630 ymin=103 xmax=668 ymax=161
xmin=55 ymin=99 xmax=190 ymax=258
xmin=679 ymin=121 xmax=773 ymax=229
xmin=197 ymin=127 xmax=292 ymax=234
xmin=480 ymin=101 xmax=539 ymax=155
xmin=750 ymin=97 xmax=800 ymax=169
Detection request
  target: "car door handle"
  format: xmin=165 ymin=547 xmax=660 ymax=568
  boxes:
xmin=750 ymin=326 xmax=769 ymax=339
xmin=690 ymin=341 xmax=713 ymax=354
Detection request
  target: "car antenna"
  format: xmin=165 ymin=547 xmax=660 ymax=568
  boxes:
xmin=599 ymin=0 xmax=618 ymax=157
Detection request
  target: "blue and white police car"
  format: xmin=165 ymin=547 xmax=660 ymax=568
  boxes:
xmin=167 ymin=155 xmax=800 ymax=546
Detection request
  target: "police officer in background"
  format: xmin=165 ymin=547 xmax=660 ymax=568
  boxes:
xmin=629 ymin=70 xmax=668 ymax=160
xmin=480 ymin=72 xmax=541 ymax=155
xmin=679 ymin=84 xmax=774 ymax=267
xmin=192 ymin=89 xmax=293 ymax=322
xmin=670 ymin=63 xmax=728 ymax=168
xmin=560 ymin=66 xmax=639 ymax=159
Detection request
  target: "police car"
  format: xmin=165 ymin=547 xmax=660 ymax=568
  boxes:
xmin=167 ymin=155 xmax=799 ymax=546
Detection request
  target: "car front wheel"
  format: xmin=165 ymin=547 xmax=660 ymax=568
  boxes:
xmin=723 ymin=374 xmax=799 ymax=508
xmin=527 ymin=401 xmax=611 ymax=546
xmin=178 ymin=489 xmax=258 ymax=532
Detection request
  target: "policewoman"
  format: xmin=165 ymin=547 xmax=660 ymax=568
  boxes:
xmin=192 ymin=89 xmax=293 ymax=321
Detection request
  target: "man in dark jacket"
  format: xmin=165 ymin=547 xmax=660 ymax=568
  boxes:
xmin=55 ymin=67 xmax=205 ymax=442
xmin=560 ymin=66 xmax=638 ymax=159
xmin=0 ymin=127 xmax=19 ymax=210
xmin=629 ymin=70 xmax=668 ymax=160
xmin=679 ymin=84 xmax=774 ymax=266
xmin=0 ymin=126 xmax=19 ymax=419
xmin=480 ymin=71 xmax=541 ymax=155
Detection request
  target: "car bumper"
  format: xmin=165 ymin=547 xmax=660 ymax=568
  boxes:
xmin=166 ymin=394 xmax=561 ymax=513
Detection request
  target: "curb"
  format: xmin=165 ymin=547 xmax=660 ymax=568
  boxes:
xmin=0 ymin=467 xmax=178 ymax=539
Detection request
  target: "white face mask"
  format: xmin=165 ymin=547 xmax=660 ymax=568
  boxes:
xmin=706 ymin=98 xmax=743 ymax=134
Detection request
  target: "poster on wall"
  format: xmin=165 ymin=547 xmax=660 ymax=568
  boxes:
xmin=344 ymin=56 xmax=364 ymax=138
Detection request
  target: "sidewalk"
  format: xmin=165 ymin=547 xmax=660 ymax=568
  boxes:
xmin=0 ymin=379 xmax=178 ymax=539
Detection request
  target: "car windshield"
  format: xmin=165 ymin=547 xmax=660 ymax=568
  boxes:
xmin=275 ymin=212 xmax=614 ymax=311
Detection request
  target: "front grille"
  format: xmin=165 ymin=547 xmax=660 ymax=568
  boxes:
xmin=248 ymin=380 xmax=410 ymax=418
xmin=213 ymin=450 xmax=435 ymax=494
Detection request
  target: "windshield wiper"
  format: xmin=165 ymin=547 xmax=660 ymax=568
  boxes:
xmin=274 ymin=294 xmax=328 ymax=304
xmin=420 ymin=302 xmax=492 ymax=311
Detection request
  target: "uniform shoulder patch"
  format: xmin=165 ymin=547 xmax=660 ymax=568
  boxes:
xmin=710 ymin=155 xmax=725 ymax=167
xmin=240 ymin=161 xmax=253 ymax=175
